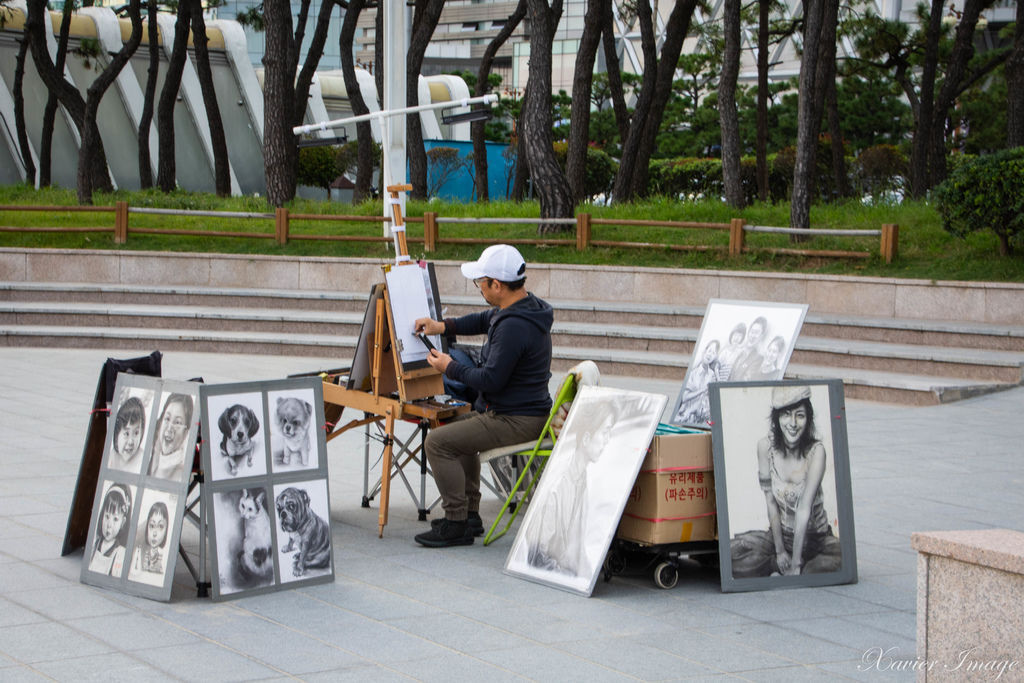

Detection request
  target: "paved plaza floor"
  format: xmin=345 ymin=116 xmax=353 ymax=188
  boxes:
xmin=1 ymin=347 xmax=1022 ymax=681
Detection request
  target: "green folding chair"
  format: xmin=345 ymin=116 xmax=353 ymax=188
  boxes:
xmin=480 ymin=372 xmax=579 ymax=545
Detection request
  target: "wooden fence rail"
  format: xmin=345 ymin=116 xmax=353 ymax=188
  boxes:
xmin=0 ymin=202 xmax=899 ymax=263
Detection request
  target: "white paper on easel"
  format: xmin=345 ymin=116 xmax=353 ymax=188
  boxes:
xmin=385 ymin=265 xmax=436 ymax=366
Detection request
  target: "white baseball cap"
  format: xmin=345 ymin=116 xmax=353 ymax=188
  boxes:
xmin=460 ymin=244 xmax=526 ymax=282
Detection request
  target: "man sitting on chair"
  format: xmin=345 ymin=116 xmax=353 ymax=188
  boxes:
xmin=413 ymin=244 xmax=553 ymax=547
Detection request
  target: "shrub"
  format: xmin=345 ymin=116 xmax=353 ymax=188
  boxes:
xmin=551 ymin=143 xmax=618 ymax=201
xmin=296 ymin=146 xmax=338 ymax=190
xmin=853 ymin=144 xmax=908 ymax=199
xmin=647 ymin=158 xmax=723 ymax=200
xmin=769 ymin=138 xmax=844 ymax=203
xmin=932 ymin=148 xmax=1024 ymax=256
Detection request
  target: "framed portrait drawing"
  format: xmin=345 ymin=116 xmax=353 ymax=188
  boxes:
xmin=709 ymin=379 xmax=857 ymax=592
xmin=80 ymin=374 xmax=201 ymax=602
xmin=670 ymin=299 xmax=808 ymax=429
xmin=504 ymin=386 xmax=667 ymax=596
xmin=200 ymin=377 xmax=335 ymax=600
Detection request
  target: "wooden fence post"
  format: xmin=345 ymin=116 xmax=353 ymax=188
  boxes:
xmin=275 ymin=207 xmax=289 ymax=245
xmin=423 ymin=211 xmax=437 ymax=252
xmin=114 ymin=201 xmax=128 ymax=244
xmin=880 ymin=223 xmax=898 ymax=264
xmin=728 ymin=218 xmax=745 ymax=257
xmin=576 ymin=212 xmax=591 ymax=250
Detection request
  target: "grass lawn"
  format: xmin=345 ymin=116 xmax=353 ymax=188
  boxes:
xmin=1 ymin=185 xmax=1021 ymax=283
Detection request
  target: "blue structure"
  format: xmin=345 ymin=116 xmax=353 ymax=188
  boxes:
xmin=423 ymin=139 xmax=517 ymax=202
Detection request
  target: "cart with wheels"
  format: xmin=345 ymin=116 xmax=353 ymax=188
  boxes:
xmin=604 ymin=538 xmax=718 ymax=589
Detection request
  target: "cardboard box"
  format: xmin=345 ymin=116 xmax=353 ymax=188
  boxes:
xmin=616 ymin=431 xmax=716 ymax=545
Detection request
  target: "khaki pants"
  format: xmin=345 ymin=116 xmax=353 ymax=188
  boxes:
xmin=426 ymin=410 xmax=548 ymax=521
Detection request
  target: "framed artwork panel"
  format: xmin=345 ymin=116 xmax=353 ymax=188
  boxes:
xmin=384 ymin=261 xmax=446 ymax=372
xmin=201 ymin=377 xmax=334 ymax=601
xmin=709 ymin=379 xmax=857 ymax=592
xmin=670 ymin=299 xmax=808 ymax=429
xmin=81 ymin=374 xmax=200 ymax=602
xmin=505 ymin=385 xmax=666 ymax=596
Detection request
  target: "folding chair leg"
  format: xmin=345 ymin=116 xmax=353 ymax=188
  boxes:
xmin=482 ymin=452 xmax=550 ymax=546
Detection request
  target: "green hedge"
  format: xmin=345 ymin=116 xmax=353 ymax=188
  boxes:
xmin=933 ymin=147 xmax=1024 ymax=256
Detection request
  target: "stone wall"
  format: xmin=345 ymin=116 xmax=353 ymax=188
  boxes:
xmin=2 ymin=248 xmax=1022 ymax=325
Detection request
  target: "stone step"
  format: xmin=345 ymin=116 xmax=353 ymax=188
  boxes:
xmin=4 ymin=281 xmax=1022 ymax=351
xmin=4 ymin=300 xmax=1022 ymax=384
xmin=1 ymin=323 xmax=1018 ymax=406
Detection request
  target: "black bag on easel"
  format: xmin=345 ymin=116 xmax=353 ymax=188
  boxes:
xmin=61 ymin=351 xmax=162 ymax=556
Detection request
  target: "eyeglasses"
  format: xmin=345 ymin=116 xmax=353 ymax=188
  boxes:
xmin=473 ymin=277 xmax=491 ymax=289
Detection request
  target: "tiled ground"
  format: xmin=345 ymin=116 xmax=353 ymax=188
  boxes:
xmin=1 ymin=347 xmax=1022 ymax=681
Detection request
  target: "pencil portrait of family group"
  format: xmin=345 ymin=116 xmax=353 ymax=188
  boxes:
xmin=670 ymin=300 xmax=808 ymax=429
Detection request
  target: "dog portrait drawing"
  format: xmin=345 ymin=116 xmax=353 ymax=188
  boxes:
xmin=218 ymin=404 xmax=260 ymax=476
xmin=275 ymin=486 xmax=331 ymax=579
xmin=274 ymin=397 xmax=313 ymax=467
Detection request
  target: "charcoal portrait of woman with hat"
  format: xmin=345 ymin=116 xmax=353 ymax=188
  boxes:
xmin=727 ymin=384 xmax=844 ymax=578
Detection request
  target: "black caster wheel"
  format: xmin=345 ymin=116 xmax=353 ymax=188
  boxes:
xmin=654 ymin=561 xmax=678 ymax=589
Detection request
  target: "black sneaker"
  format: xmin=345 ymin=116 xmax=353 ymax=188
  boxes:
xmin=415 ymin=519 xmax=474 ymax=547
xmin=431 ymin=511 xmax=484 ymax=537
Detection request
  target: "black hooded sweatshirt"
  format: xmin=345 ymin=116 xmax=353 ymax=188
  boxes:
xmin=443 ymin=292 xmax=553 ymax=416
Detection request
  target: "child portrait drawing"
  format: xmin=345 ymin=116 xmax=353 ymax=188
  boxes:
xmin=88 ymin=482 xmax=134 ymax=577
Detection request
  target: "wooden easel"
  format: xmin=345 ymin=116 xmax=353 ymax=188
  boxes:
xmin=322 ymin=185 xmax=469 ymax=536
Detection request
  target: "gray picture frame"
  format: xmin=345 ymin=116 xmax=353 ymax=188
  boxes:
xmin=709 ymin=379 xmax=857 ymax=592
xmin=200 ymin=377 xmax=334 ymax=601
xmin=80 ymin=374 xmax=201 ymax=602
xmin=670 ymin=299 xmax=808 ymax=429
xmin=504 ymin=385 xmax=667 ymax=596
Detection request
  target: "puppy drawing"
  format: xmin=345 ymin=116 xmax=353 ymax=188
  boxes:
xmin=275 ymin=397 xmax=312 ymax=466
xmin=218 ymin=404 xmax=260 ymax=476
xmin=276 ymin=487 xmax=331 ymax=577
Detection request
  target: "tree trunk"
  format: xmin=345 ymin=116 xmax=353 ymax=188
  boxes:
xmin=157 ymin=0 xmax=192 ymax=192
xmin=340 ymin=0 xmax=375 ymax=202
xmin=511 ymin=108 xmax=529 ymax=201
xmin=611 ymin=0 xmax=696 ymax=202
xmin=611 ymin=0 xmax=658 ymax=203
xmin=40 ymin=1 xmax=74 ymax=188
xmin=137 ymin=0 xmax=159 ymax=189
xmin=523 ymin=0 xmax=574 ymax=230
xmin=473 ymin=0 xmax=527 ymax=202
xmin=719 ymin=0 xmax=744 ymax=208
xmin=825 ymin=77 xmax=848 ymax=198
xmin=814 ymin=0 xmax=843 ymax=200
xmin=13 ymin=34 xmax=37 ymax=185
xmin=566 ymin=0 xmax=605 ymax=203
xmin=928 ymin=0 xmax=988 ymax=188
xmin=909 ymin=0 xmax=944 ymax=199
xmin=75 ymin=0 xmax=144 ymax=203
xmin=407 ymin=0 xmax=446 ymax=200
xmin=1009 ymin=0 xmax=1024 ymax=147
xmin=789 ymin=0 xmax=827 ymax=231
xmin=26 ymin=0 xmax=126 ymax=202
xmin=600 ymin=0 xmax=630 ymax=143
xmin=188 ymin=0 xmax=230 ymax=197
xmin=263 ymin=0 xmax=297 ymax=206
xmin=189 ymin=0 xmax=231 ymax=196
xmin=626 ymin=0 xmax=696 ymax=199
xmin=755 ymin=0 xmax=769 ymax=201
